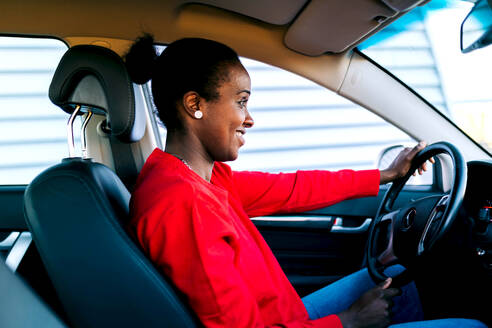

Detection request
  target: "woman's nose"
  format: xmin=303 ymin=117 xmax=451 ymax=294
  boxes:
xmin=243 ymin=109 xmax=254 ymax=128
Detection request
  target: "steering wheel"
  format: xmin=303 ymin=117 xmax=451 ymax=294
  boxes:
xmin=366 ymin=141 xmax=467 ymax=287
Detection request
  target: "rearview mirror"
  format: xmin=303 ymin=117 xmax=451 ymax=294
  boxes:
xmin=461 ymin=0 xmax=492 ymax=53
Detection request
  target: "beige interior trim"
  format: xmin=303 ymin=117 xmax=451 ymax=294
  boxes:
xmin=0 ymin=0 xmax=430 ymax=57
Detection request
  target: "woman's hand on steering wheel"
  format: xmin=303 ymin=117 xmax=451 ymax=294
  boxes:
xmin=380 ymin=141 xmax=435 ymax=185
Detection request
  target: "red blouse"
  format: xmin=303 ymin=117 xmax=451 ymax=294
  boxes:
xmin=130 ymin=149 xmax=380 ymax=328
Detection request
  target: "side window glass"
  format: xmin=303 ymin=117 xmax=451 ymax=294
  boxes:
xmin=148 ymin=51 xmax=432 ymax=185
xmin=0 ymin=37 xmax=68 ymax=185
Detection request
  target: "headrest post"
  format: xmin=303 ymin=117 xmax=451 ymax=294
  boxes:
xmin=66 ymin=105 xmax=81 ymax=158
xmin=81 ymin=111 xmax=93 ymax=159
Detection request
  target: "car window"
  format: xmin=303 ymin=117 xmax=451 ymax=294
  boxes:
xmin=0 ymin=37 xmax=69 ymax=185
xmin=360 ymin=0 xmax=492 ymax=154
xmin=149 ymin=51 xmax=433 ymax=185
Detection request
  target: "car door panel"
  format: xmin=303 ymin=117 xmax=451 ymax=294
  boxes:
xmin=0 ymin=185 xmax=27 ymax=231
xmin=0 ymin=186 xmax=29 ymax=265
xmin=0 ymin=185 xmax=28 ymax=261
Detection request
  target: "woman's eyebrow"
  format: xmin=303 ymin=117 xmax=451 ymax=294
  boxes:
xmin=237 ymin=89 xmax=251 ymax=95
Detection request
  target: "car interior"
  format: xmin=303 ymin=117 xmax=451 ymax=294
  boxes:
xmin=0 ymin=0 xmax=491 ymax=327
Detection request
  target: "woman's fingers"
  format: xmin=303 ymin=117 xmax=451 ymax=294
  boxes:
xmin=380 ymin=277 xmax=392 ymax=289
xmin=417 ymin=157 xmax=435 ymax=175
xmin=414 ymin=143 xmax=435 ymax=176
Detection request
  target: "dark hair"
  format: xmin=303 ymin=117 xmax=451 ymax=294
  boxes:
xmin=124 ymin=34 xmax=241 ymax=131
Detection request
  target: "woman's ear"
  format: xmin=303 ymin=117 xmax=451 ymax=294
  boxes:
xmin=182 ymin=91 xmax=204 ymax=119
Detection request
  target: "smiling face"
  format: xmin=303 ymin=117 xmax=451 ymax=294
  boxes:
xmin=196 ymin=64 xmax=254 ymax=162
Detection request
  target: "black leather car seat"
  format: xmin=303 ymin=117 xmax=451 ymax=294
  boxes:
xmin=24 ymin=45 xmax=199 ymax=328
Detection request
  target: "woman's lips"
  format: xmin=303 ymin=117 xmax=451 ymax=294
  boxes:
xmin=236 ymin=130 xmax=245 ymax=146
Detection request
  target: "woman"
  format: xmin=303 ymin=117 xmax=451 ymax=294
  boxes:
xmin=126 ymin=36 xmax=486 ymax=328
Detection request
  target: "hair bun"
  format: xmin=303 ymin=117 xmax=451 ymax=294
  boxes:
xmin=124 ymin=33 xmax=157 ymax=84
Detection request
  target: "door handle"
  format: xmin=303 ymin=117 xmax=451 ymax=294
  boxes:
xmin=331 ymin=218 xmax=372 ymax=234
xmin=252 ymin=215 xmax=334 ymax=230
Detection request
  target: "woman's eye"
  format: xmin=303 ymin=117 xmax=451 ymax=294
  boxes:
xmin=238 ymin=100 xmax=247 ymax=108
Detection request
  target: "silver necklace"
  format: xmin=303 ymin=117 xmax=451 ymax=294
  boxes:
xmin=169 ymin=153 xmax=192 ymax=170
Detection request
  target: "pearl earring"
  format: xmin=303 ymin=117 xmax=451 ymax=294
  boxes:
xmin=194 ymin=110 xmax=203 ymax=119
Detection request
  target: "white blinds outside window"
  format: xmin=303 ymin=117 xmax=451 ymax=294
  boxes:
xmin=0 ymin=37 xmax=68 ymax=184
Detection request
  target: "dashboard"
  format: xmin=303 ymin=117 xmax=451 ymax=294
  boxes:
xmin=464 ymin=160 xmax=492 ymax=274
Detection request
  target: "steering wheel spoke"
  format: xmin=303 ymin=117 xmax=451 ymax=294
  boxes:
xmin=377 ymin=246 xmax=399 ymax=267
xmin=418 ymin=194 xmax=450 ymax=255
xmin=374 ymin=211 xmax=399 ymax=266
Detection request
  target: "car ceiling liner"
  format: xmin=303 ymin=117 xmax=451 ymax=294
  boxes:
xmin=187 ymin=0 xmax=430 ymax=56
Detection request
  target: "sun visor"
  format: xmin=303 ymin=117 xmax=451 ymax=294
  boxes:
xmin=284 ymin=0 xmax=428 ymax=55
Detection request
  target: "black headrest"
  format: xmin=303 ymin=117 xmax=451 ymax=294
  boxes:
xmin=49 ymin=45 xmax=144 ymax=143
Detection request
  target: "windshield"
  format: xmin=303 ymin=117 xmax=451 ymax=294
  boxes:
xmin=360 ymin=0 xmax=492 ymax=154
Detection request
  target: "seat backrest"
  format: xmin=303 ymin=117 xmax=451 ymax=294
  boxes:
xmin=24 ymin=45 xmax=199 ymax=328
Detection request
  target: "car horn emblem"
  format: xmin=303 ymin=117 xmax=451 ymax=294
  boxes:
xmin=403 ymin=208 xmax=416 ymax=229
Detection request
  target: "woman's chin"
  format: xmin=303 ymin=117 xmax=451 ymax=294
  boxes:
xmin=226 ymin=152 xmax=239 ymax=162
xmin=227 ymin=149 xmax=240 ymax=162
xmin=212 ymin=149 xmax=239 ymax=162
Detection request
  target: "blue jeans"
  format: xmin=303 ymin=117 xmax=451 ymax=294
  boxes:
xmin=302 ymin=266 xmax=487 ymax=327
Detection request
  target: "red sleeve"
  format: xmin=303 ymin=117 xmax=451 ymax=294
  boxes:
xmin=232 ymin=169 xmax=380 ymax=217
xmin=140 ymin=184 xmax=343 ymax=328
